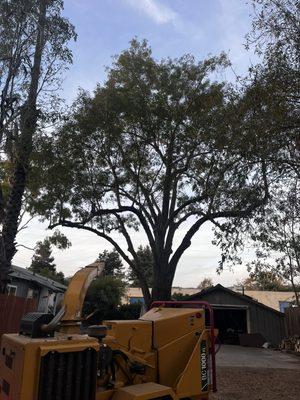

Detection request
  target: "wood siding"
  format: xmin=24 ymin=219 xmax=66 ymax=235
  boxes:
xmin=0 ymin=294 xmax=37 ymax=337
xmin=285 ymin=307 xmax=300 ymax=336
xmin=194 ymin=289 xmax=286 ymax=345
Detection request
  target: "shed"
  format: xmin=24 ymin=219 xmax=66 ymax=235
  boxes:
xmin=189 ymin=284 xmax=286 ymax=346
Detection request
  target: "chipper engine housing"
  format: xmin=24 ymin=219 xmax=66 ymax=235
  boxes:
xmin=0 ymin=264 xmax=216 ymax=400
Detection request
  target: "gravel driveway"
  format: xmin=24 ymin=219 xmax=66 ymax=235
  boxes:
xmin=211 ymin=345 xmax=300 ymax=400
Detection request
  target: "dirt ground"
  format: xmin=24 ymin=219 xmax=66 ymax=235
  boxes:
xmin=211 ymin=366 xmax=300 ymax=400
xmin=210 ymin=346 xmax=300 ymax=400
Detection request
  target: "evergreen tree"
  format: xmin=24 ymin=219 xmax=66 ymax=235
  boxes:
xmin=128 ymin=246 xmax=154 ymax=287
xmin=29 ymin=238 xmax=66 ymax=284
xmin=30 ymin=239 xmax=56 ymax=274
xmin=97 ymin=249 xmax=124 ymax=278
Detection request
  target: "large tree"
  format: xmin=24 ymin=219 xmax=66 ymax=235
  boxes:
xmin=0 ymin=0 xmax=75 ymax=291
xmin=30 ymin=39 xmax=285 ymax=306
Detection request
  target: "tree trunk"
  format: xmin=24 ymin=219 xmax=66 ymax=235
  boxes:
xmin=140 ymin=282 xmax=152 ymax=310
xmin=291 ymin=279 xmax=300 ymax=307
xmin=0 ymin=0 xmax=47 ymax=293
xmin=151 ymin=263 xmax=174 ymax=303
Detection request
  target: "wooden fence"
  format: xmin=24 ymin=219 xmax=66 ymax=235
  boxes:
xmin=0 ymin=294 xmax=37 ymax=337
xmin=285 ymin=307 xmax=300 ymax=337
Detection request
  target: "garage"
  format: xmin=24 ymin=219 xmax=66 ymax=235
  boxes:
xmin=213 ymin=306 xmax=248 ymax=344
xmin=189 ymin=284 xmax=286 ymax=346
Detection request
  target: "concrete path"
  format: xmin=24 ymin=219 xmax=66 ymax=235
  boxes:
xmin=216 ymin=345 xmax=300 ymax=370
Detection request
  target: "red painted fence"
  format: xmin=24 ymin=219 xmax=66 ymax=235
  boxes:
xmin=0 ymin=294 xmax=37 ymax=337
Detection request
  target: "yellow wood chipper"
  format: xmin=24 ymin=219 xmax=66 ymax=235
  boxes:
xmin=0 ymin=262 xmax=217 ymax=400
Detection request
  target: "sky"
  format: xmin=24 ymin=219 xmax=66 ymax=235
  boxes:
xmin=13 ymin=0 xmax=258 ymax=287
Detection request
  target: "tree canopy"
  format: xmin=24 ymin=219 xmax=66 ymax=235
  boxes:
xmin=197 ymin=277 xmax=213 ymax=291
xmin=97 ymin=248 xmax=125 ymax=278
xmin=241 ymin=271 xmax=285 ymax=291
xmin=247 ymin=180 xmax=300 ymax=304
xmin=83 ymin=275 xmax=126 ymax=318
xmin=29 ymin=232 xmax=71 ymax=284
xmin=29 ymin=37 xmax=289 ymax=305
xmin=0 ymin=0 xmax=75 ymax=290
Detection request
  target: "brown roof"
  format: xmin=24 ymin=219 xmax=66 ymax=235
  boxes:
xmin=189 ymin=284 xmax=284 ymax=316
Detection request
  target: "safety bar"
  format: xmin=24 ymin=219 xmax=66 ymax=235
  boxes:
xmin=150 ymin=300 xmax=217 ymax=392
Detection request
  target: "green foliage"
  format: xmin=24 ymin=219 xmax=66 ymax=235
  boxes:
xmin=242 ymin=271 xmax=285 ymax=291
xmin=0 ymin=0 xmax=76 ymax=287
xmin=84 ymin=303 xmax=141 ymax=325
xmin=172 ymin=292 xmax=190 ymax=301
xmin=117 ymin=303 xmax=142 ymax=320
xmin=247 ymin=180 xmax=300 ymax=304
xmin=48 ymin=229 xmax=72 ymax=250
xmin=213 ymin=0 xmax=299 ymax=272
xmin=127 ymin=245 xmax=154 ymax=286
xmin=197 ymin=277 xmax=213 ymax=290
xmin=30 ymin=39 xmax=281 ymax=304
xmin=30 ymin=239 xmax=56 ymax=273
xmin=29 ymin=236 xmax=67 ymax=284
xmin=246 ymin=0 xmax=299 ymax=168
xmin=97 ymin=248 xmax=125 ymax=278
xmin=83 ymin=275 xmax=126 ymax=316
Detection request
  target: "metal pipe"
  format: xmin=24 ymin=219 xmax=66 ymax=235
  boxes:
xmin=41 ymin=305 xmax=66 ymax=332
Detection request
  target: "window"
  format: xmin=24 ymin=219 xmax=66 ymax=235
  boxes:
xmin=6 ymin=285 xmax=17 ymax=296
xmin=27 ymin=288 xmax=39 ymax=299
xmin=279 ymin=301 xmax=292 ymax=313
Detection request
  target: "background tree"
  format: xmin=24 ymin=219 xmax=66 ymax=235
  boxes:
xmin=30 ymin=239 xmax=56 ymax=274
xmin=31 ymin=39 xmax=288 ymax=307
xmin=127 ymin=245 xmax=154 ymax=287
xmin=83 ymin=275 xmax=126 ymax=318
xmin=97 ymin=248 xmax=125 ymax=278
xmin=246 ymin=0 xmax=299 ymax=171
xmin=197 ymin=277 xmax=213 ymax=291
xmin=29 ymin=231 xmax=71 ymax=284
xmin=0 ymin=0 xmax=76 ymax=291
xmin=171 ymin=292 xmax=190 ymax=301
xmin=213 ymin=0 xmax=299 ymax=271
xmin=241 ymin=271 xmax=285 ymax=291
xmin=247 ymin=181 xmax=300 ymax=304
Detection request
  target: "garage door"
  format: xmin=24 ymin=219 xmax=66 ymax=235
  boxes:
xmin=213 ymin=307 xmax=248 ymax=345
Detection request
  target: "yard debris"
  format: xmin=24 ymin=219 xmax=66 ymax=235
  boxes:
xmin=281 ymin=336 xmax=300 ymax=353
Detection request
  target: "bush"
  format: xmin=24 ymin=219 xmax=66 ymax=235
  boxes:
xmin=84 ymin=303 xmax=142 ymax=325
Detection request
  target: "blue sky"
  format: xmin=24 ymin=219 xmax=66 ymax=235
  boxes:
xmin=14 ymin=0 xmax=257 ymax=287
xmin=62 ymin=0 xmax=256 ymax=101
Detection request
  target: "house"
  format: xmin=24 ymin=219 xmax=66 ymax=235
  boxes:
xmin=123 ymin=287 xmax=200 ymax=304
xmin=189 ymin=284 xmax=286 ymax=346
xmin=7 ymin=265 xmax=67 ymax=313
xmin=235 ymin=289 xmax=298 ymax=312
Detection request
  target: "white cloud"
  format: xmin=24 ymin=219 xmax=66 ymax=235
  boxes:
xmin=125 ymin=0 xmax=178 ymax=25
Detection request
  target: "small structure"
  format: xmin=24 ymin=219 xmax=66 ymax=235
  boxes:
xmin=7 ymin=265 xmax=67 ymax=313
xmin=189 ymin=284 xmax=286 ymax=346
